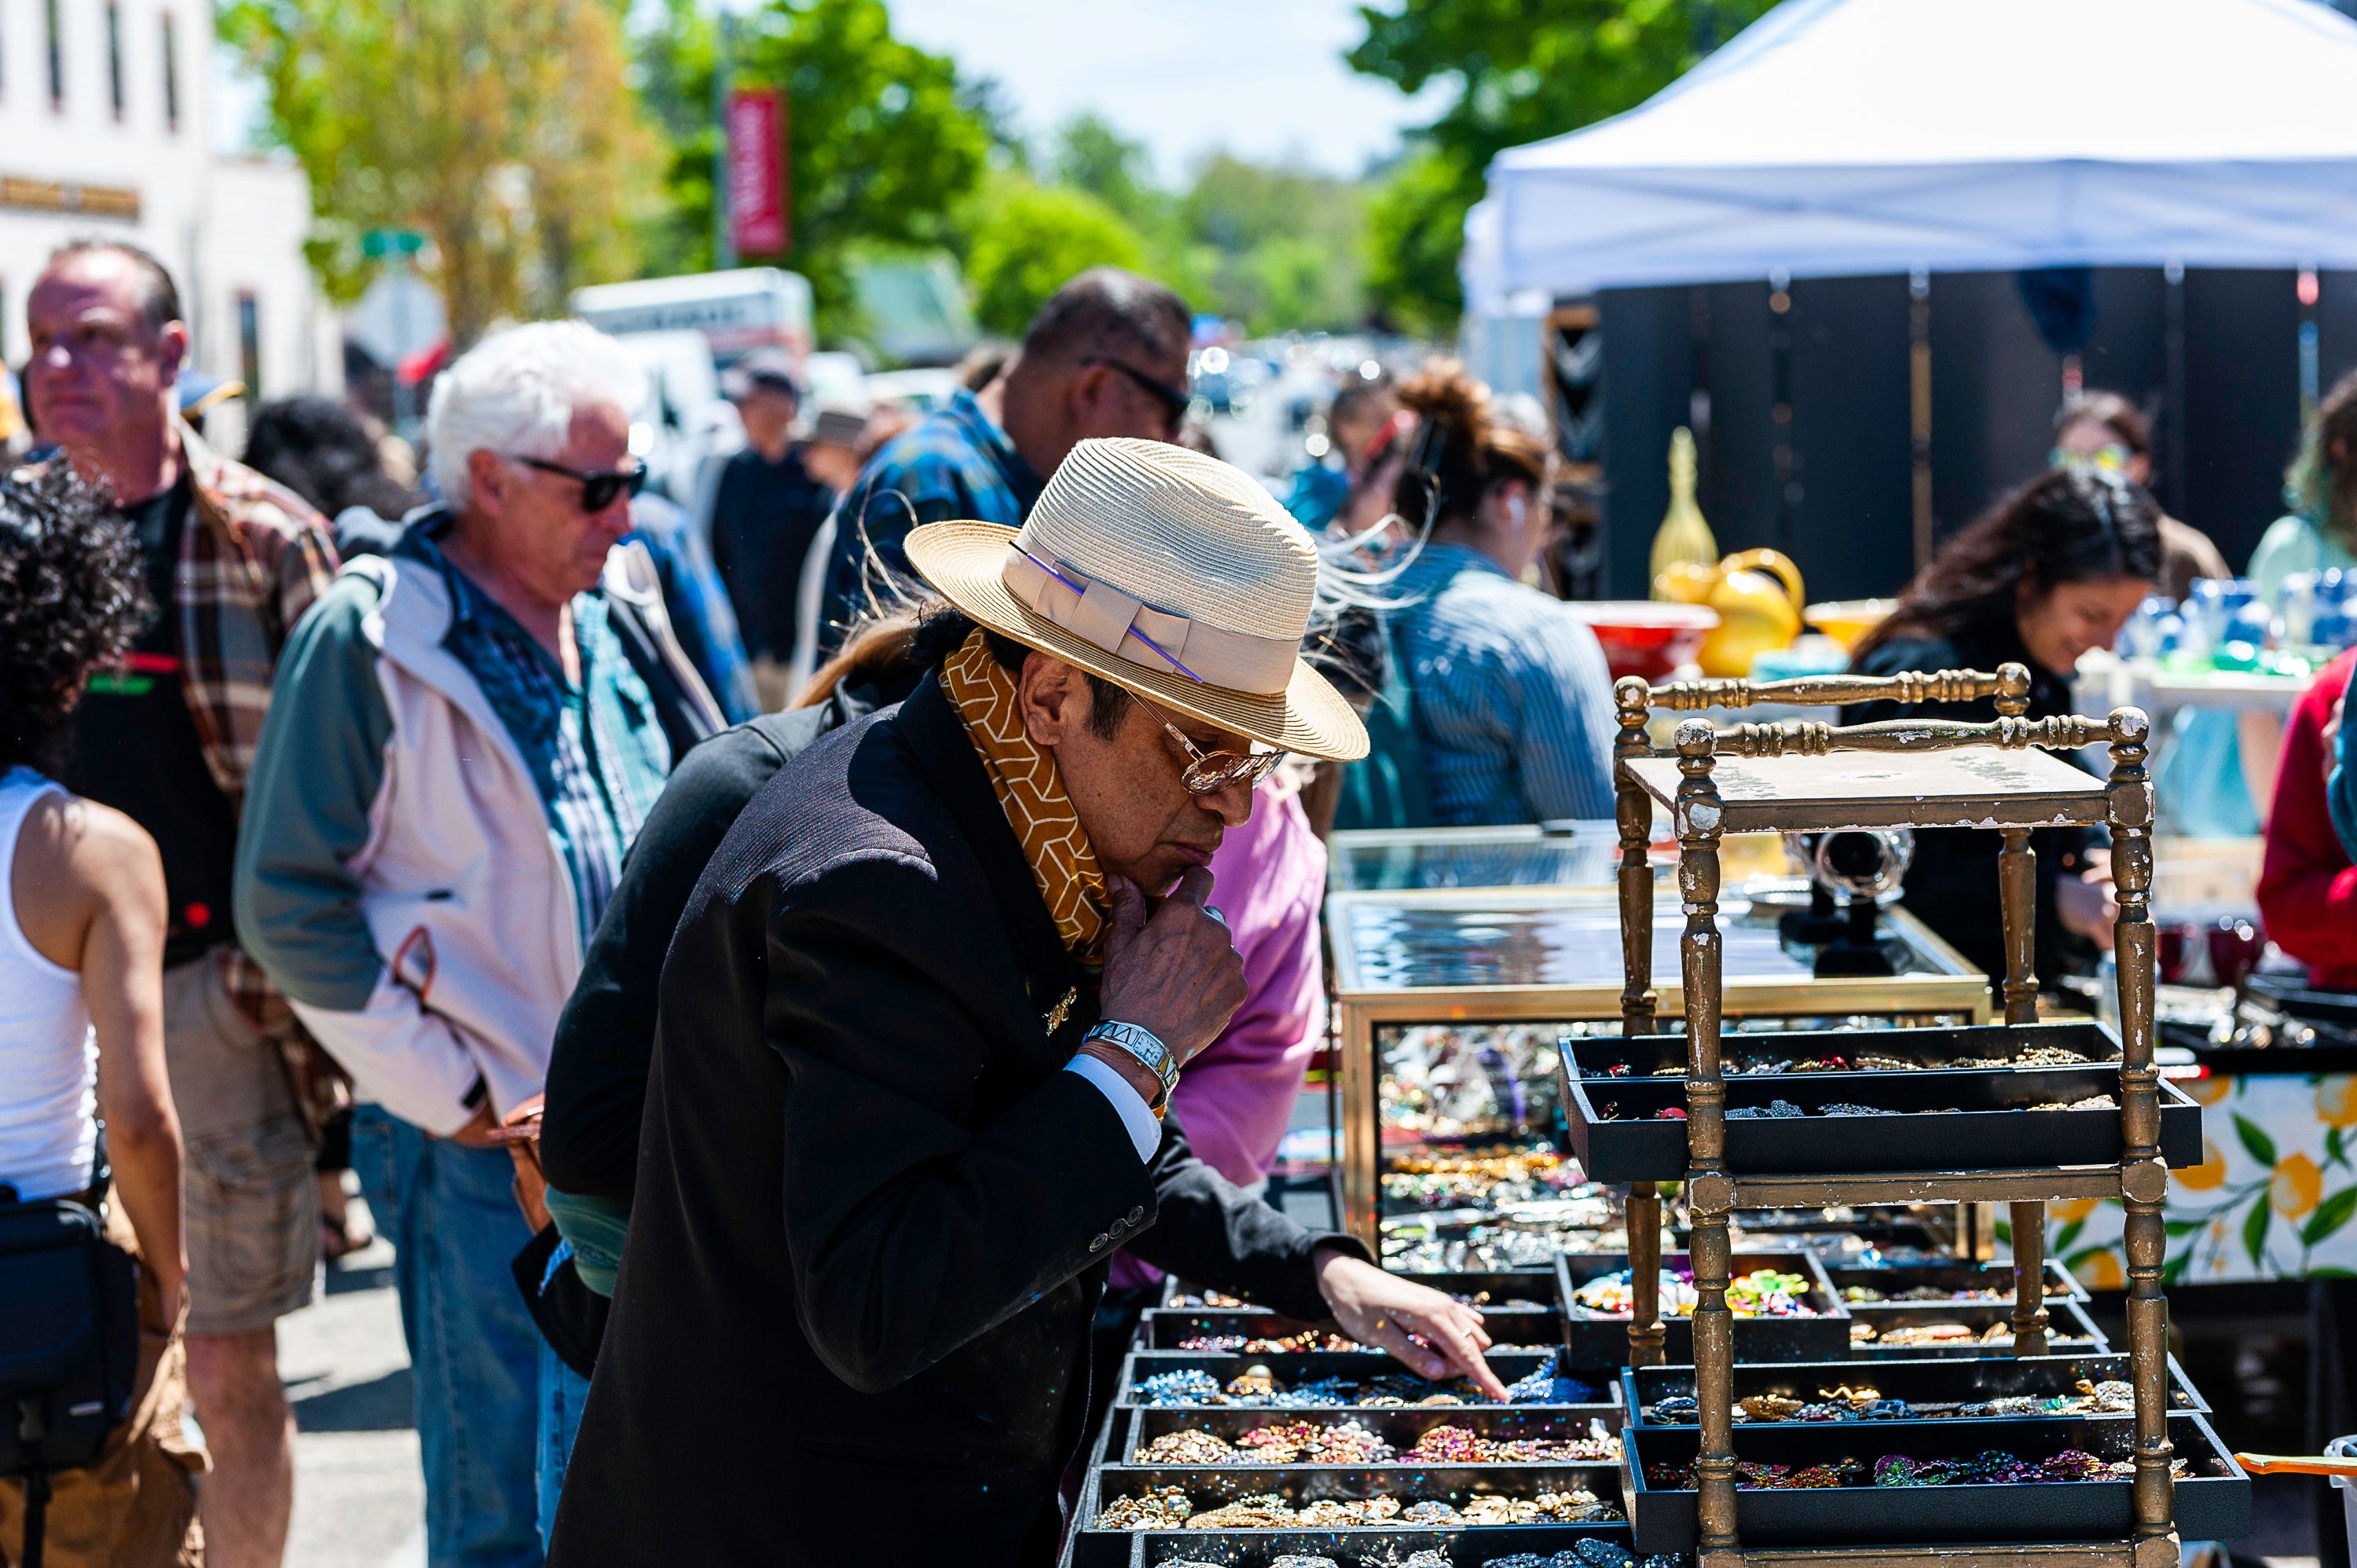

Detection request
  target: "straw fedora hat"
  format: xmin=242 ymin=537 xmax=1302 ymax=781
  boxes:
xmin=904 ymin=438 xmax=1369 ymax=762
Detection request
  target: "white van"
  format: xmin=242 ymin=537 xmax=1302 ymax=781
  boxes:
xmin=571 ymin=268 xmax=815 ymax=370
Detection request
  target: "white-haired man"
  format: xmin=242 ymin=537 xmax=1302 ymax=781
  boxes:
xmin=236 ymin=321 xmax=700 ymax=1564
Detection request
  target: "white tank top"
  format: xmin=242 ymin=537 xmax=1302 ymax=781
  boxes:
xmin=0 ymin=767 xmax=99 ymax=1202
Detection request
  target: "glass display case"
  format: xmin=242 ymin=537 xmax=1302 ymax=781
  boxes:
xmin=1329 ymin=884 xmax=1993 ymax=1251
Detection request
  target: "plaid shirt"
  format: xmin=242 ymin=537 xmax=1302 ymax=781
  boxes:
xmin=403 ymin=524 xmax=673 ymax=952
xmin=818 ymin=389 xmax=1046 ymax=644
xmin=175 ymin=424 xmax=348 ymax=1133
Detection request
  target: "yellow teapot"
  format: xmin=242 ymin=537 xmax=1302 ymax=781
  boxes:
xmin=1654 ymin=548 xmax=1806 ymax=677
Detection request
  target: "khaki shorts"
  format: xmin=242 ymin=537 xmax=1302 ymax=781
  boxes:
xmin=163 ymin=956 xmax=319 ymax=1337
xmin=0 ymin=1200 xmax=205 ymax=1566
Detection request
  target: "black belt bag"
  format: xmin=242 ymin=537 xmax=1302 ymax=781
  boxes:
xmin=0 ymin=1189 xmax=140 ymax=1567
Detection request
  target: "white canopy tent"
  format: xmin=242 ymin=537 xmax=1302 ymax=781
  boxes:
xmin=1468 ymin=0 xmax=2357 ymax=310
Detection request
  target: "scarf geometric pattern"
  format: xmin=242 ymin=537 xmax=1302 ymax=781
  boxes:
xmin=941 ymin=630 xmax=1110 ymax=963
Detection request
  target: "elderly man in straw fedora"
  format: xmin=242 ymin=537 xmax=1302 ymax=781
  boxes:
xmin=549 ymin=438 xmax=1507 ymax=1565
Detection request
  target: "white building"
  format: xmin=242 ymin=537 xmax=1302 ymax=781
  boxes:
xmin=0 ymin=0 xmax=335 ymax=448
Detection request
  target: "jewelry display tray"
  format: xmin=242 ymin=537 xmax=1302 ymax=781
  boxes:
xmin=1113 ymin=1349 xmax=1618 ymax=1412
xmin=1156 ymin=1271 xmax=1558 ymax=1312
xmin=1621 ymin=1353 xmax=2209 ymax=1427
xmin=1122 ymin=1402 xmax=1625 ymax=1465
xmin=1138 ymin=1306 xmax=1561 ymax=1353
xmin=1623 ymin=1412 xmax=2251 ymax=1551
xmin=1824 ymin=1258 xmax=2088 ymax=1306
xmin=1560 ymin=1033 xmax=2204 ymax=1185
xmin=1082 ymin=1460 xmax=1626 ymax=1534
xmin=1846 ymin=1298 xmax=2106 ymax=1357
xmin=1089 ymin=1524 xmax=1637 ymax=1567
xmin=1550 ymin=1250 xmax=1851 ymax=1368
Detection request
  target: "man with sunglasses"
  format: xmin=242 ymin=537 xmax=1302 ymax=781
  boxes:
xmin=553 ymin=439 xmax=1501 ymax=1566
xmin=236 ymin=321 xmax=709 ymax=1565
xmin=807 ymin=266 xmax=1194 ymax=672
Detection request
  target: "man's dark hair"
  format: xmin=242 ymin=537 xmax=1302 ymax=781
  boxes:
xmin=244 ymin=394 xmax=421 ymax=520
xmin=46 ymin=239 xmax=184 ymax=334
xmin=1021 ymin=268 xmax=1190 ymax=372
xmin=0 ymin=468 xmax=152 ymax=773
xmin=907 ymin=599 xmax=1131 ymax=741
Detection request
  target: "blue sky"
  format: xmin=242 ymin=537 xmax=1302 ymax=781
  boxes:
xmin=889 ymin=0 xmax=1449 ymax=181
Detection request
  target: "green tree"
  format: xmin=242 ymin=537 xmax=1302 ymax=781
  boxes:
xmin=1349 ymin=0 xmax=1776 ymax=326
xmin=963 ymin=178 xmax=1149 ymax=337
xmin=632 ymin=0 xmax=990 ymax=325
xmin=1178 ymin=154 xmax=1368 ymax=334
xmin=221 ymin=0 xmax=661 ymax=346
xmin=1050 ymin=114 xmax=1160 ymax=233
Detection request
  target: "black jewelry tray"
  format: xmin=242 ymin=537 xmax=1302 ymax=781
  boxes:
xmin=1083 ymin=1460 xmax=1626 ymax=1533
xmin=1381 ymin=1222 xmax=1630 ymax=1276
xmin=1625 ymin=1411 xmax=2250 ymax=1550
xmin=1157 ymin=1270 xmax=1559 ymax=1313
xmin=1621 ymin=1352 xmax=2209 ymax=1427
xmin=1564 ymin=1020 xmax=2120 ymax=1080
xmin=1561 ymin=1052 xmax=2204 ymax=1186
xmin=1124 ymin=1403 xmax=1625 ymax=1466
xmin=1552 ymin=1251 xmax=1851 ymax=1368
xmin=1138 ymin=1306 xmax=1562 ymax=1353
xmin=1115 ymin=1350 xmax=1619 ymax=1411
xmin=1826 ymin=1258 xmax=2088 ymax=1307
xmin=1846 ymin=1298 xmax=2108 ymax=1357
xmin=1087 ymin=1523 xmax=1637 ymax=1568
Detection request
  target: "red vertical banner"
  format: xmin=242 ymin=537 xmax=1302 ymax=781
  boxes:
xmin=728 ymin=86 xmax=788 ymax=257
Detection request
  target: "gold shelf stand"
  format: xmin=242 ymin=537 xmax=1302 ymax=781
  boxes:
xmin=1611 ymin=665 xmax=2179 ymax=1566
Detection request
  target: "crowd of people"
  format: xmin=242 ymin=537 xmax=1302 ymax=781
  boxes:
xmin=9 ymin=225 xmax=2357 ymax=1567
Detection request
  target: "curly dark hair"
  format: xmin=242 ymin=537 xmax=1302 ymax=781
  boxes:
xmin=1853 ymin=466 xmax=2162 ymax=662
xmin=0 ymin=467 xmax=152 ymax=773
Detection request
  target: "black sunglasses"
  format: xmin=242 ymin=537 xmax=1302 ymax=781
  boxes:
xmin=1081 ymin=356 xmax=1191 ymax=434
xmin=508 ymin=454 xmax=649 ymax=513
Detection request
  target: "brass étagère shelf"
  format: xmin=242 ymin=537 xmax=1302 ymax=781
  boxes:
xmin=1607 ymin=664 xmax=2199 ymax=1567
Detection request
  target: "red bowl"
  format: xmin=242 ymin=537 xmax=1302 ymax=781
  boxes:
xmin=1560 ymin=601 xmax=1721 ymax=682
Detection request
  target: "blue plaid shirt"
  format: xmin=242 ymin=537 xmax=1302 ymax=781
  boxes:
xmin=819 ymin=389 xmax=1045 ymax=645
xmin=401 ymin=525 xmax=673 ymax=951
xmin=1389 ymin=544 xmax=1617 ymax=826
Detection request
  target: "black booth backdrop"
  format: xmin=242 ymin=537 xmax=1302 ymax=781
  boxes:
xmin=1587 ymin=268 xmax=2357 ymax=604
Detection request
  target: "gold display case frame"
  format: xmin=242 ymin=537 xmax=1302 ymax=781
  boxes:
xmin=1329 ymin=883 xmax=1993 ymax=1251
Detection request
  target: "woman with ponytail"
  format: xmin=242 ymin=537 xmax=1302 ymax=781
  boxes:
xmin=1380 ymin=360 xmax=1615 ymax=825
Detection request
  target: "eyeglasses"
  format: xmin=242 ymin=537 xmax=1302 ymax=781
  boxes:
xmin=1129 ymin=687 xmax=1287 ymax=795
xmin=508 ymin=454 xmax=650 ymax=513
xmin=1082 ymin=356 xmax=1192 ymax=437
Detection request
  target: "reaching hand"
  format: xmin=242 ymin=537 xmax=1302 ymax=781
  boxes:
xmin=2056 ymin=851 xmax=2120 ymax=951
xmin=1313 ymin=1246 xmax=1508 ymax=1402
xmin=1097 ymin=869 xmax=1245 ymax=1068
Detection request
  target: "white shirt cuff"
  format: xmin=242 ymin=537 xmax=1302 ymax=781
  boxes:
xmin=1065 ymin=1053 xmax=1160 ymax=1163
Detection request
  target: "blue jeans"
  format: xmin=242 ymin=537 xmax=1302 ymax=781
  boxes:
xmin=352 ymin=1106 xmax=544 ymax=1568
xmin=532 ymin=1240 xmax=592 ymax=1545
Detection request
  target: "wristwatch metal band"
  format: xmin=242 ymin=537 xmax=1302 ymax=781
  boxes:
xmin=1084 ymin=1020 xmax=1178 ymax=1111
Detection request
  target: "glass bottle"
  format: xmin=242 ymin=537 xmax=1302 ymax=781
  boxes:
xmin=1649 ymin=427 xmax=1719 ymax=600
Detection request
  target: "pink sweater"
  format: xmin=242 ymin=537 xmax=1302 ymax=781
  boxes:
xmin=1110 ymin=779 xmax=1327 ymax=1288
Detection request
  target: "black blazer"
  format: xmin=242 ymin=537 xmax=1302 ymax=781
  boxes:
xmin=547 ymin=672 xmax=1359 ymax=1566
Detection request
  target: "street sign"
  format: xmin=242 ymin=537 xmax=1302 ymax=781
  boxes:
xmin=361 ymin=227 xmax=427 ymax=260
xmin=726 ymin=87 xmax=788 ymax=258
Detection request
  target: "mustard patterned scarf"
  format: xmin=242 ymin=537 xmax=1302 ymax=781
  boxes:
xmin=941 ymin=630 xmax=1111 ymax=963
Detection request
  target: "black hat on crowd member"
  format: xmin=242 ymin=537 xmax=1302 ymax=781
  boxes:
xmin=720 ymin=348 xmax=802 ymax=404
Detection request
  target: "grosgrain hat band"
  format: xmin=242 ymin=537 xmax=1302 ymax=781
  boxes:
xmin=1000 ymin=543 xmax=1299 ymax=698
